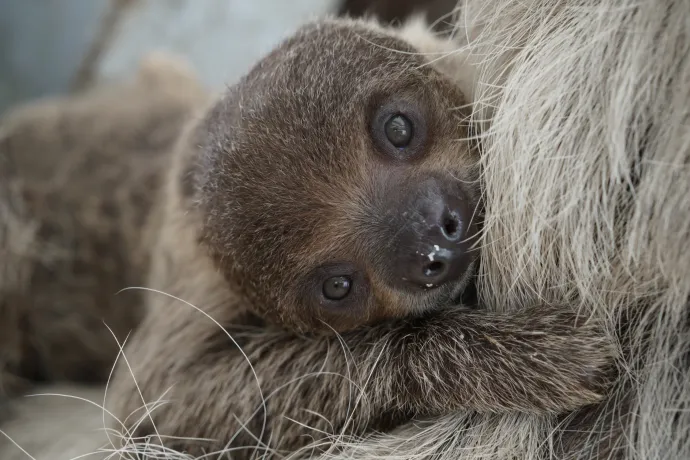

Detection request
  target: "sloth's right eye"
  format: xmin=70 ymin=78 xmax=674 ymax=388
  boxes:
xmin=322 ymin=275 xmax=352 ymax=300
xmin=370 ymin=99 xmax=427 ymax=161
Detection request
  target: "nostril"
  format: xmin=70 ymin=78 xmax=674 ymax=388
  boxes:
xmin=423 ymin=260 xmax=446 ymax=278
xmin=442 ymin=215 xmax=461 ymax=240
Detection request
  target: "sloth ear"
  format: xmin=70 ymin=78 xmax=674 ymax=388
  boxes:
xmin=174 ymin=118 xmax=211 ymax=206
xmin=175 ymin=86 xmax=241 ymax=207
xmin=178 ymin=152 xmax=201 ymax=203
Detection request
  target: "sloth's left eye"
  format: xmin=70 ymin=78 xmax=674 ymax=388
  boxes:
xmin=322 ymin=275 xmax=352 ymax=301
xmin=384 ymin=114 xmax=413 ymax=148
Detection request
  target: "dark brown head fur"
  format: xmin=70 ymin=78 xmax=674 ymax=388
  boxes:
xmin=187 ymin=20 xmax=481 ymax=333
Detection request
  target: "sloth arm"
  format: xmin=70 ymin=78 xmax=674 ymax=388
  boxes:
xmin=117 ymin=301 xmax=612 ymax=456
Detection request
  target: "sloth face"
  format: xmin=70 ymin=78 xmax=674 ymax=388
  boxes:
xmin=195 ymin=19 xmax=481 ymax=333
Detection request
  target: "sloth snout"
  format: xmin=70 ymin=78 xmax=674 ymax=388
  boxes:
xmin=380 ymin=175 xmax=477 ymax=292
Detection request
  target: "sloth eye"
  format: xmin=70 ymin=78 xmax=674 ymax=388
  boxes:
xmin=384 ymin=114 xmax=413 ymax=148
xmin=370 ymin=101 xmax=426 ymax=161
xmin=322 ymin=275 xmax=352 ymax=301
xmin=310 ymin=263 xmax=367 ymax=312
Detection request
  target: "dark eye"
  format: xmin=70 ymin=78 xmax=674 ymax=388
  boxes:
xmin=370 ymin=100 xmax=427 ymax=161
xmin=384 ymin=114 xmax=413 ymax=148
xmin=322 ymin=275 xmax=352 ymax=301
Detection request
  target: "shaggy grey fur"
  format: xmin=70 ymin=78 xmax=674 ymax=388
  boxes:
xmin=1 ymin=1 xmax=688 ymax=459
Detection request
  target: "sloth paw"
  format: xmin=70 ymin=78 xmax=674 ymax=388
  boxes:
xmin=524 ymin=311 xmax=617 ymax=412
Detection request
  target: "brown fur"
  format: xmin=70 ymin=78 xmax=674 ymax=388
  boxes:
xmin=0 ymin=56 xmax=208 ymax=415
xmin=0 ymin=139 xmax=32 ymax=414
xmin=1 ymin=17 xmax=613 ymax=459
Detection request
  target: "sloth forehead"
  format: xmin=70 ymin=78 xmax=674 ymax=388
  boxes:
xmin=231 ymin=21 xmax=430 ymax=114
xmin=203 ymin=20 xmax=438 ymax=173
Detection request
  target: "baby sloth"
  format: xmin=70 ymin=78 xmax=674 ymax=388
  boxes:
xmin=199 ymin=36 xmax=481 ymax=335
xmin=109 ymin=18 xmax=613 ymax=457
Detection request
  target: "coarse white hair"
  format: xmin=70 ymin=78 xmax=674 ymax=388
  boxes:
xmin=319 ymin=0 xmax=689 ymax=459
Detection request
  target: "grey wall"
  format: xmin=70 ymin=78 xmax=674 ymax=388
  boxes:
xmin=0 ymin=0 xmax=110 ymax=111
xmin=97 ymin=0 xmax=338 ymax=89
xmin=0 ymin=0 xmax=338 ymax=114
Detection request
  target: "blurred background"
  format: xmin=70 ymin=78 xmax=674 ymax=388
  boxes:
xmin=0 ymin=0 xmax=457 ymax=114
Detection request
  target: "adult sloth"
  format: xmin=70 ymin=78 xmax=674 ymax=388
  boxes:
xmin=322 ymin=1 xmax=689 ymax=459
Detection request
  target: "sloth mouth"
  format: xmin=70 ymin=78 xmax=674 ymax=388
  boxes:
xmin=427 ymin=280 xmax=472 ymax=309
xmin=415 ymin=278 xmax=477 ymax=314
xmin=413 ymin=260 xmax=479 ymax=310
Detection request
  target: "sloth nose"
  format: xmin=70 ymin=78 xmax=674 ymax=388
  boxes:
xmin=410 ymin=219 xmax=463 ymax=287
xmin=390 ymin=177 xmax=477 ymax=291
xmin=403 ymin=200 xmax=468 ymax=288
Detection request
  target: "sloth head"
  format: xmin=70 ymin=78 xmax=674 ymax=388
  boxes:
xmin=190 ymin=19 xmax=481 ymax=333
